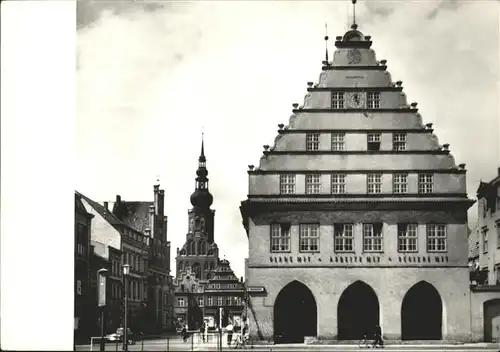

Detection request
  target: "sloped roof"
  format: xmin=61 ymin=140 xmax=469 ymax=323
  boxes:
xmin=75 ymin=192 xmax=92 ymax=216
xmin=468 ymin=225 xmax=479 ymax=260
xmin=76 ymin=191 xmax=124 ymax=227
xmin=113 ymin=201 xmax=153 ymax=233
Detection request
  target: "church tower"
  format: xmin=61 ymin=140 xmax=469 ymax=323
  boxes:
xmin=240 ymin=0 xmax=474 ymax=344
xmin=176 ymin=135 xmax=219 ymax=280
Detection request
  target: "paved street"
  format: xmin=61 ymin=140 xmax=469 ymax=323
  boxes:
xmin=76 ymin=336 xmax=500 ymax=352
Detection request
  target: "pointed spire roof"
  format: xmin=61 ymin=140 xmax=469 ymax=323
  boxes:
xmin=199 ymin=132 xmax=206 ymax=163
xmin=190 ymin=133 xmax=213 ymax=208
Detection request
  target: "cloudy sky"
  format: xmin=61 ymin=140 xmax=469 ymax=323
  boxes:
xmin=76 ymin=0 xmax=500 ymax=278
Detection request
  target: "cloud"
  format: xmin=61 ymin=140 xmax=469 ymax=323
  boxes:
xmin=77 ymin=0 xmax=169 ymax=29
xmin=426 ymin=0 xmax=462 ymax=20
xmin=363 ymin=1 xmax=395 ymax=20
xmin=77 ymin=1 xmax=499 ymax=278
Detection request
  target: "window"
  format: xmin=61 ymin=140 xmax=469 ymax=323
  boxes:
xmin=216 ymin=284 xmax=220 ymax=289
xmin=367 ymin=173 xmax=382 ymax=194
xmin=367 ymin=133 xmax=381 ymax=151
xmin=426 ymin=224 xmax=447 ymax=252
xmin=331 ymin=133 xmax=345 ymax=151
xmin=393 ymin=133 xmax=407 ymax=151
xmin=191 ymin=284 xmax=196 ymax=292
xmin=280 ymin=174 xmax=295 ymax=194
xmin=177 ymin=297 xmax=185 ymax=307
xmin=393 ymin=173 xmax=408 ymax=194
xmin=334 ymin=224 xmax=354 ymax=252
xmin=367 ymin=92 xmax=380 ymax=109
xmin=306 ymin=133 xmax=320 ymax=151
xmin=331 ymin=174 xmax=346 ymax=194
xmin=76 ymin=280 xmax=82 ymax=295
xmin=217 ymin=297 xmax=223 ymax=306
xmin=207 ymin=296 xmax=213 ymax=306
xmin=299 ymin=224 xmax=320 ymax=252
xmin=270 ymin=223 xmax=291 ymax=252
xmin=198 ymin=297 xmax=204 ymax=307
xmin=418 ymin=173 xmax=433 ymax=194
xmin=236 ymin=297 xmax=242 ymax=306
xmin=483 ymin=229 xmax=489 ymax=253
xmin=306 ymin=174 xmax=321 ymax=194
xmin=363 ymin=223 xmax=383 ymax=252
xmin=398 ymin=224 xmax=418 ymax=252
xmin=226 ymin=296 xmax=232 ymax=305
xmin=331 ymin=91 xmax=344 ymax=109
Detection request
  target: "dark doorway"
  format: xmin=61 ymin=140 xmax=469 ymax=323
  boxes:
xmin=484 ymin=299 xmax=500 ymax=342
xmin=337 ymin=281 xmax=380 ymax=340
xmin=273 ymin=281 xmax=317 ymax=344
xmin=401 ymin=281 xmax=442 ymax=340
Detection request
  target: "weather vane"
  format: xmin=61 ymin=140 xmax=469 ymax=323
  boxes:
xmin=324 ymin=23 xmax=329 ymax=62
xmin=352 ymin=0 xmax=357 ymax=26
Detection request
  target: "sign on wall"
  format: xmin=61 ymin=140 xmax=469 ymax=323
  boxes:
xmin=98 ymin=274 xmax=106 ymax=307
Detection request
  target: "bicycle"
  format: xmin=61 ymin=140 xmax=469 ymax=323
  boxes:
xmin=231 ymin=334 xmax=250 ymax=349
xmin=358 ymin=334 xmax=371 ymax=348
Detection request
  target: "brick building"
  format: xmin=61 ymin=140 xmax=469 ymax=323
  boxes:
xmin=173 ymin=138 xmax=245 ymax=330
xmin=112 ymin=184 xmax=174 ymax=332
xmin=240 ymin=20 xmax=476 ymax=343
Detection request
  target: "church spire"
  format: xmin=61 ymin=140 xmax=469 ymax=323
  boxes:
xmin=190 ymin=133 xmax=213 ymax=208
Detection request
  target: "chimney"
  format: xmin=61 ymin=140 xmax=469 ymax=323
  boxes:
xmin=116 ymin=195 xmax=121 ymax=204
xmin=104 ymin=201 xmax=109 ymax=211
xmin=149 ymin=205 xmax=155 ymax=238
xmin=498 ymin=166 xmax=500 ymax=176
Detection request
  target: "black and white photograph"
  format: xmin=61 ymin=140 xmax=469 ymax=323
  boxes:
xmin=2 ymin=0 xmax=500 ymax=351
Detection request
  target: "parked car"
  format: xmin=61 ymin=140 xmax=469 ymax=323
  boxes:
xmin=106 ymin=328 xmax=135 ymax=345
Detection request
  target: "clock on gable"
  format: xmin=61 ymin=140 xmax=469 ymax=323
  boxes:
xmin=345 ymin=91 xmax=366 ymax=109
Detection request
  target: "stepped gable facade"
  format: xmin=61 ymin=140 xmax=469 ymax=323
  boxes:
xmin=240 ymin=21 xmax=475 ymax=343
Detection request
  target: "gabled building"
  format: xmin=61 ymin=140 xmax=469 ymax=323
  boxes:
xmin=78 ymin=191 xmax=149 ymax=334
xmin=74 ymin=192 xmax=94 ymax=343
xmin=112 ymin=184 xmax=174 ymax=332
xmin=476 ymin=168 xmax=500 ymax=286
xmin=240 ymin=17 xmax=476 ymax=343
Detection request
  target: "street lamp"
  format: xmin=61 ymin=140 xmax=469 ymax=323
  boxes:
xmin=122 ymin=264 xmax=131 ymax=352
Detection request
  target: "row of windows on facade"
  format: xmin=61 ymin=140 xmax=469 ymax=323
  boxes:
xmin=481 ymin=225 xmax=500 ymax=253
xmin=76 ymin=223 xmax=88 ymax=257
xmin=181 ymin=241 xmax=211 ymax=256
xmin=269 ymin=223 xmax=447 ymax=253
xmin=179 ymin=282 xmax=240 ymax=293
xmin=305 ymin=132 xmax=409 ymax=152
xmin=110 ymin=252 xmax=147 ymax=275
xmin=331 ymin=91 xmax=381 ymax=109
xmin=279 ymin=173 xmax=434 ymax=195
xmin=176 ymin=296 xmax=243 ymax=307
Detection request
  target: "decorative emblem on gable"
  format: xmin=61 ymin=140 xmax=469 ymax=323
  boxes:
xmin=347 ymin=49 xmax=362 ymax=64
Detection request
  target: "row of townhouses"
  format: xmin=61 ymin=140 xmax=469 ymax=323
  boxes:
xmin=74 ymin=184 xmax=174 ymax=342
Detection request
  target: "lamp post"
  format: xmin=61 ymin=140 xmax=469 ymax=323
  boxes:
xmin=122 ymin=264 xmax=131 ymax=352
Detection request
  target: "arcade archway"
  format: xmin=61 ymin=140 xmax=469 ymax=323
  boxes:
xmin=273 ymin=281 xmax=317 ymax=344
xmin=401 ymin=281 xmax=442 ymax=340
xmin=484 ymin=299 xmax=500 ymax=342
xmin=337 ymin=281 xmax=380 ymax=340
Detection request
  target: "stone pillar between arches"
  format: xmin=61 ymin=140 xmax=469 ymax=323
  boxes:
xmin=317 ymin=292 xmax=338 ymax=340
xmin=380 ymin=292 xmax=401 ymax=341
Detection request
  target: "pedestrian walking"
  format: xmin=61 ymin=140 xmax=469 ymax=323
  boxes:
xmin=200 ymin=323 xmax=205 ymax=343
xmin=372 ymin=324 xmax=384 ymax=348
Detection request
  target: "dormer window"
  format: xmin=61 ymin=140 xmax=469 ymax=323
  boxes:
xmin=367 ymin=92 xmax=380 ymax=109
xmin=331 ymin=91 xmax=345 ymax=109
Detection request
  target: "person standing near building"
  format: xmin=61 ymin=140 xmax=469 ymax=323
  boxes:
xmin=373 ymin=324 xmax=384 ymax=348
xmin=225 ymin=322 xmax=234 ymax=346
xmin=200 ymin=322 xmax=205 ymax=343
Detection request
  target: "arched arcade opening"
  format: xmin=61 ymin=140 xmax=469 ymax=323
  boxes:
xmin=337 ymin=281 xmax=380 ymax=340
xmin=484 ymin=299 xmax=500 ymax=342
xmin=401 ymin=281 xmax=442 ymax=340
xmin=273 ymin=280 xmax=317 ymax=344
